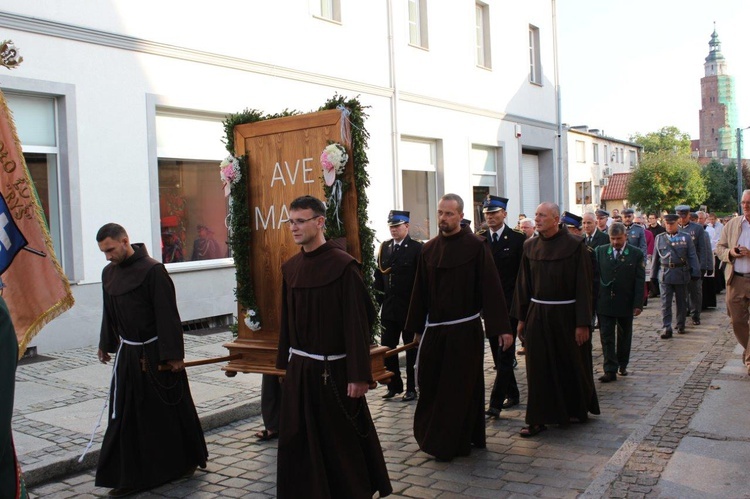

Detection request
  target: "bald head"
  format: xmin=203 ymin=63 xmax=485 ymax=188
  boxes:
xmin=582 ymin=212 xmax=596 ymax=235
xmin=535 ymin=202 xmax=560 ymax=237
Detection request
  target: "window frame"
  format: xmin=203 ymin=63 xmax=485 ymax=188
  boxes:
xmin=408 ymin=0 xmax=429 ymax=49
xmin=475 ymin=2 xmax=492 ymax=69
xmin=1 ymin=77 xmax=82 ymax=281
xmin=529 ymin=25 xmax=542 ymax=85
xmin=314 ymin=0 xmax=342 ymax=23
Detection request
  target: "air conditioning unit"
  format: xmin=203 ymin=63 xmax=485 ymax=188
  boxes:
xmin=602 ymin=167 xmax=612 ymax=176
xmin=599 ymin=178 xmax=609 ymax=187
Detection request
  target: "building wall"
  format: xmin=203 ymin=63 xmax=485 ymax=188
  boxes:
xmin=0 ymin=1 xmax=560 ymax=352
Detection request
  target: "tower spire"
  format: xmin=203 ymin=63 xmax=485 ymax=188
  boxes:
xmin=705 ymin=24 xmax=726 ymax=76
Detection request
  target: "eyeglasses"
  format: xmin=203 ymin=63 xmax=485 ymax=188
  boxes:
xmin=285 ymin=215 xmax=322 ymax=227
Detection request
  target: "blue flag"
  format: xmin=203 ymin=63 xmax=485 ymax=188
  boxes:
xmin=0 ymin=191 xmax=27 ymax=275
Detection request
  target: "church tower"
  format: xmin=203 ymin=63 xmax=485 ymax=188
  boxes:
xmin=698 ymin=26 xmax=738 ymax=162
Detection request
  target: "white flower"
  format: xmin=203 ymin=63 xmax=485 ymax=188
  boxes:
xmin=244 ymin=313 xmax=261 ymax=331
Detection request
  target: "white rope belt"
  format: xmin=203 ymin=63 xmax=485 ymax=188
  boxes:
xmin=530 ymin=298 xmax=576 ymax=305
xmin=288 ymin=347 xmax=346 ymax=362
xmin=79 ymin=335 xmax=158 ymax=463
xmin=415 ymin=312 xmax=482 ymax=389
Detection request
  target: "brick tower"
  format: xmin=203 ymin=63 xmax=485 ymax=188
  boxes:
xmin=698 ymin=26 xmax=738 ymax=163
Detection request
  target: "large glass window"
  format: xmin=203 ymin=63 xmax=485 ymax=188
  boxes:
xmin=4 ymin=93 xmax=62 ymax=260
xmin=471 ymin=145 xmax=499 ymax=226
xmin=576 ymin=140 xmax=586 ymax=163
xmin=156 ymin=113 xmax=228 ymax=264
xmin=400 ymin=139 xmax=438 ymax=241
xmin=475 ymin=3 xmax=492 ymax=69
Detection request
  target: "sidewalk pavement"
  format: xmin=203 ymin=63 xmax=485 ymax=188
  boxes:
xmin=20 ymin=294 xmax=750 ymax=498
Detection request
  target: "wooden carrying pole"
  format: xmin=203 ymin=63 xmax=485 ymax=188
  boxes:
xmin=384 ymin=341 xmax=418 ymax=358
xmin=157 ymin=353 xmax=242 ymax=371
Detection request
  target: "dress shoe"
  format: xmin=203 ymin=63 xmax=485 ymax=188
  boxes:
xmin=485 ymin=407 xmax=500 ymax=418
xmin=502 ymin=397 xmax=519 ymax=409
xmin=677 ymin=328 xmax=686 ymax=334
xmin=618 ymin=367 xmax=628 ymax=376
xmin=382 ymin=389 xmax=402 ymax=399
xmin=660 ymin=329 xmax=673 ymax=339
xmin=598 ymin=372 xmax=617 ymax=383
xmin=402 ymin=391 xmax=417 ymax=402
xmin=692 ymin=318 xmax=701 ymax=326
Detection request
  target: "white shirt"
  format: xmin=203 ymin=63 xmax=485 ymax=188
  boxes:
xmin=733 ymin=219 xmax=750 ymax=273
xmin=490 ymin=224 xmax=506 ymax=241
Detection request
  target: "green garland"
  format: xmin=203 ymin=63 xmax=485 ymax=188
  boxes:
xmin=223 ymin=96 xmax=378 ymax=340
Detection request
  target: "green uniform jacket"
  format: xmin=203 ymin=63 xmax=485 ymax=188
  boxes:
xmin=595 ymin=243 xmax=645 ymax=317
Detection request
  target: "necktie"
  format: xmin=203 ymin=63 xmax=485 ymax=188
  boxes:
xmin=393 ymin=243 xmax=400 ymax=252
xmin=614 ymin=249 xmax=620 ymax=260
xmin=492 ymin=233 xmax=499 ymax=243
xmin=587 ymin=236 xmax=592 ymax=245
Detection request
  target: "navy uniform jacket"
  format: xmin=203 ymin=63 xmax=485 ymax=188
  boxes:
xmin=478 ymin=225 xmax=526 ymax=307
xmin=679 ymin=221 xmax=710 ymax=271
xmin=584 ymin=229 xmax=610 ymax=250
xmin=651 ymin=232 xmax=700 ymax=284
xmin=374 ymin=235 xmax=423 ymax=324
xmin=595 ymin=244 xmax=645 ymax=317
xmin=624 ymin=223 xmax=648 ymax=256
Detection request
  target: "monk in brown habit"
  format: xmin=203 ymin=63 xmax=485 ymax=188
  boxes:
xmin=276 ymin=196 xmax=391 ymax=498
xmin=95 ymin=223 xmax=207 ymax=497
xmin=405 ymin=193 xmax=513 ymax=461
xmin=512 ymin=203 xmax=600 ymax=437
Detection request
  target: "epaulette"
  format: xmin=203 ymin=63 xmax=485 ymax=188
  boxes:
xmin=476 ymin=229 xmax=487 ymax=236
xmin=513 ymin=228 xmax=524 ymax=235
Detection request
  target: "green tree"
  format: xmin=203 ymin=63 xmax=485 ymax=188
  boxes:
xmin=702 ymin=159 xmax=737 ymax=213
xmin=627 ymin=151 xmax=706 ymax=214
xmin=630 ymin=126 xmax=692 ymax=155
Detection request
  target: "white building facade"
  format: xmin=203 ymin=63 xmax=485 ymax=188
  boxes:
xmin=565 ymin=126 xmax=642 ymax=214
xmin=0 ymin=1 xmax=562 ymax=352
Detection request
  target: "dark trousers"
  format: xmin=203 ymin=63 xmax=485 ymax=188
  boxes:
xmin=598 ymin=315 xmax=633 ymax=374
xmin=488 ymin=317 xmax=520 ymax=410
xmin=382 ymin=319 xmax=416 ymax=393
xmin=261 ymin=374 xmax=281 ymax=432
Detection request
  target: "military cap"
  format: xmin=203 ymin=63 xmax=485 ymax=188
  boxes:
xmin=595 ymin=209 xmax=609 ymax=218
xmin=664 ymin=214 xmax=680 ymax=223
xmin=387 ymin=210 xmax=410 ymax=226
xmin=482 ymin=195 xmax=509 ymax=213
xmin=561 ymin=211 xmax=583 ymax=229
xmin=674 ymin=205 xmax=691 ymax=213
xmin=621 ymin=208 xmax=635 ymax=215
xmin=460 ymin=219 xmax=472 ymax=229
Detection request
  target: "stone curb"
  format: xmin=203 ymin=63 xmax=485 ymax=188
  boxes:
xmin=22 ymin=399 xmax=262 ymax=487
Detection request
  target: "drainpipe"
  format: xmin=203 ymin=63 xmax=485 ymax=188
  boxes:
xmin=387 ymin=0 xmax=401 ymax=208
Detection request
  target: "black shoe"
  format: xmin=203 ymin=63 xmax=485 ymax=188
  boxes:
xmin=660 ymin=329 xmax=673 ymax=339
xmin=485 ymin=407 xmax=501 ymax=418
xmin=402 ymin=391 xmax=416 ymax=402
xmin=618 ymin=367 xmax=628 ymax=376
xmin=692 ymin=319 xmax=701 ymax=325
xmin=677 ymin=328 xmax=686 ymax=334
xmin=502 ymin=397 xmax=519 ymax=409
xmin=382 ymin=390 xmax=402 ymax=399
xmin=599 ymin=372 xmax=617 ymax=383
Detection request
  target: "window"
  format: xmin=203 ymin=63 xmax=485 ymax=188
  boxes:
xmin=593 ymin=143 xmax=600 ymax=164
xmin=475 ymin=3 xmax=491 ymax=69
xmin=603 ymin=145 xmax=609 ymax=165
xmin=628 ymin=149 xmax=637 ymax=167
xmin=4 ymin=93 xmax=63 ymax=262
xmin=400 ymin=139 xmax=438 ymax=240
xmin=529 ymin=25 xmax=541 ymax=84
xmin=408 ymin=0 xmax=429 ymax=48
xmin=617 ymin=147 xmax=624 ymax=164
xmin=575 ymin=181 xmax=592 ymax=205
xmin=471 ymin=145 xmax=500 ymax=224
xmin=316 ymin=0 xmax=341 ymax=22
xmin=156 ymin=113 xmax=229 ymax=264
xmin=576 ymin=140 xmax=586 ymax=163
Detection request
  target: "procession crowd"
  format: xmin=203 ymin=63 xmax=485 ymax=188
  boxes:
xmin=5 ymin=192 xmax=750 ymax=499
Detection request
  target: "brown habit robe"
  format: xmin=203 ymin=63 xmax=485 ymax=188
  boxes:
xmin=404 ymin=227 xmax=511 ymax=460
xmin=96 ymin=244 xmax=207 ymax=490
xmin=512 ymin=229 xmax=600 ymax=426
xmin=276 ymin=240 xmax=392 ymax=499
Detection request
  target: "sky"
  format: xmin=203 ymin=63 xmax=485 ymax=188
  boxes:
xmin=557 ymin=0 xmax=749 ymax=153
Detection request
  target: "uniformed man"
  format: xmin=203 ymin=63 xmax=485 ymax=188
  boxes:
xmin=562 ymin=211 xmax=584 ymax=235
xmin=676 ymin=205 xmax=712 ymax=325
xmin=651 ymin=214 xmax=700 ymax=338
xmin=374 ymin=210 xmax=423 ymax=401
xmin=479 ymin=195 xmax=525 ymax=417
xmin=583 ymin=212 xmax=610 ymax=250
xmin=595 ymin=209 xmax=610 ymax=233
xmin=622 ymin=208 xmax=647 ymax=255
xmin=594 ymin=223 xmax=645 ymax=381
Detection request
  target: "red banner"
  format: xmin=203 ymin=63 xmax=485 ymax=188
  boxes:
xmin=0 ymin=90 xmax=74 ymax=358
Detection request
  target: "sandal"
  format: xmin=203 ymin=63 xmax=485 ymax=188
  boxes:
xmin=255 ymin=429 xmax=279 ymax=441
xmin=519 ymin=424 xmax=546 ymax=438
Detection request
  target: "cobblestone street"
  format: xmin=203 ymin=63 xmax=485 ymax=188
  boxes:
xmin=26 ymin=296 xmax=745 ymax=498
